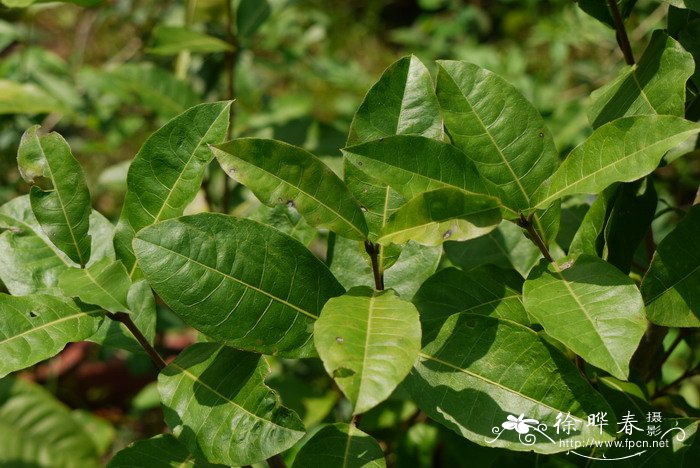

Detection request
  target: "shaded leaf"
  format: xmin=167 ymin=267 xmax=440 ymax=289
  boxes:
xmin=314 ymin=287 xmax=421 ymax=414
xmin=134 ymin=213 xmax=344 ymax=357
xmin=589 ymin=30 xmax=694 ymax=128
xmin=436 ymin=60 xmax=559 ymax=215
xmin=158 ymin=343 xmax=305 ymax=466
xmin=413 ymin=265 xmax=530 ymax=343
xmin=108 ymin=434 xmax=225 ymax=467
xmin=533 ymin=116 xmax=700 ymax=209
xmin=214 ymin=138 xmax=368 ymax=240
xmin=642 ymin=205 xmax=700 ymax=327
xmin=577 ymin=0 xmax=637 ymax=28
xmin=148 ymin=26 xmax=233 ymax=55
xmin=114 ymin=101 xmax=230 ymax=277
xmin=378 ymin=189 xmax=501 ymax=247
xmin=292 ymin=423 xmax=386 ymax=468
xmin=403 ymin=314 xmax=616 ymax=453
xmin=17 ymin=126 xmax=92 ymax=266
xmin=568 ymin=187 xmax=618 ymax=257
xmin=0 ymin=294 xmax=102 ymax=378
xmin=59 ymin=258 xmax=131 ymax=313
xmin=237 ymin=0 xmax=271 ymax=39
xmin=523 ymin=256 xmax=647 ymax=379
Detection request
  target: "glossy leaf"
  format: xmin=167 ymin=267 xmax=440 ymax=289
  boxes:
xmin=0 ymin=196 xmax=114 ymax=295
xmin=314 ymin=287 xmax=421 ymax=414
xmin=59 ymin=258 xmax=131 ymax=313
xmin=343 ymin=135 xmax=493 ymax=201
xmin=213 ymin=138 xmax=368 ymax=240
xmin=17 ymin=126 xmax=92 ymax=266
xmin=642 ymin=205 xmax=700 ymax=327
xmin=158 ymin=343 xmax=305 ymax=466
xmin=330 ymin=236 xmax=440 ymax=300
xmin=134 ymin=213 xmax=344 ymax=357
xmin=0 ymin=378 xmax=101 ymax=467
xmin=109 ymin=434 xmax=225 ymax=468
xmin=292 ymin=423 xmax=386 ymax=468
xmin=413 ymin=265 xmax=530 ymax=342
xmin=378 ymin=189 xmax=501 ymax=246
xmin=533 ymin=116 xmax=700 ymax=209
xmin=249 ymin=204 xmax=317 ymax=247
xmin=523 ymin=255 xmax=647 ymax=379
xmin=403 ymin=314 xmax=616 ymax=453
xmin=435 ymin=60 xmax=559 ymax=214
xmin=589 ymin=31 xmax=694 ymax=128
xmin=0 ymin=79 xmax=61 ymax=115
xmin=347 ymin=55 xmax=443 ymax=145
xmin=568 ymin=187 xmax=617 ymax=257
xmin=0 ymin=294 xmax=102 ymax=378
xmin=113 ymin=101 xmax=230 ymax=276
xmin=148 ymin=26 xmax=233 ymax=55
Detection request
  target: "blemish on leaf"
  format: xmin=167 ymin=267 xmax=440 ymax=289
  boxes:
xmin=287 ymin=200 xmax=295 ymax=208
xmin=335 ymin=336 xmax=344 ymax=344
xmin=538 ymin=132 xmax=544 ymax=138
xmin=464 ymin=319 xmax=477 ymax=328
xmin=560 ymin=259 xmax=575 ymax=270
xmin=29 ymin=311 xmax=37 ymax=318
xmin=360 ymin=206 xmax=368 ymax=212
xmin=333 ymin=367 xmax=355 ymax=378
xmin=443 ymin=230 xmax=452 ymax=240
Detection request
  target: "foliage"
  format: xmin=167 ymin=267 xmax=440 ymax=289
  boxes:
xmin=0 ymin=0 xmax=699 ymax=466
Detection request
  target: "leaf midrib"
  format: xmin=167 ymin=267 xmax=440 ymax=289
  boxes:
xmin=0 ymin=309 xmax=102 ymax=347
xmin=380 ymin=205 xmax=497 ymax=241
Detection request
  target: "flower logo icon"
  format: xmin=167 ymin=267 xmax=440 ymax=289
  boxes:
xmin=502 ymin=414 xmax=540 ymax=434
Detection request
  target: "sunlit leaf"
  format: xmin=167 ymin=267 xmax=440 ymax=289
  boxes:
xmin=292 ymin=423 xmax=386 ymax=468
xmin=109 ymin=434 xmax=225 ymax=467
xmin=148 ymin=26 xmax=233 ymax=55
xmin=59 ymin=258 xmax=131 ymax=313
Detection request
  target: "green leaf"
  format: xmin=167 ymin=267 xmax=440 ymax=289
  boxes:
xmin=109 ymin=434 xmax=225 ymax=467
xmin=568 ymin=187 xmax=618 ymax=257
xmin=292 ymin=423 xmax=386 ymax=468
xmin=378 ymin=189 xmax=502 ymax=247
xmin=665 ymin=0 xmax=700 ymax=13
xmin=403 ymin=314 xmax=616 ymax=453
xmin=59 ymin=258 xmax=131 ymax=313
xmin=330 ymin=236 xmax=440 ymax=300
xmin=147 ymin=26 xmax=233 ymax=55
xmin=237 ymin=0 xmax=271 ymax=39
xmin=0 ymin=378 xmax=101 ymax=467
xmin=523 ymin=255 xmax=647 ymax=379
xmin=435 ymin=60 xmax=559 ymax=215
xmin=0 ymin=79 xmax=62 ymax=114
xmin=249 ymin=204 xmax=318 ymax=247
xmin=589 ymin=31 xmax=695 ymax=129
xmin=314 ymin=287 xmax=421 ymax=414
xmin=134 ymin=213 xmax=344 ymax=357
xmin=642 ymin=205 xmax=700 ymax=327
xmin=113 ymin=101 xmax=230 ymax=277
xmin=70 ymin=410 xmax=114 ymax=457
xmin=213 ymin=138 xmax=368 ymax=240
xmin=0 ymin=294 xmax=102 ymax=378
xmin=577 ymin=0 xmax=637 ymax=28
xmin=343 ymin=135 xmax=494 ymax=202
xmin=0 ymin=196 xmax=114 ymax=295
xmin=158 ymin=343 xmax=305 ymax=466
xmin=347 ymin=55 xmax=443 ymax=145
xmin=443 ymin=220 xmax=542 ymax=277
xmin=413 ymin=265 xmax=530 ymax=343
xmin=678 ymin=20 xmax=700 ymax=88
xmin=533 ymin=116 xmax=700 ymax=209
xmin=17 ymin=126 xmax=92 ymax=266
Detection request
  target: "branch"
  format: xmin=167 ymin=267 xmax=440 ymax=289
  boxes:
xmin=607 ymin=0 xmax=635 ymax=65
xmin=652 ymin=365 xmax=700 ymax=400
xmin=517 ymin=214 xmax=554 ymax=263
xmin=364 ymin=241 xmax=385 ymax=290
xmin=108 ymin=312 xmax=167 ymax=370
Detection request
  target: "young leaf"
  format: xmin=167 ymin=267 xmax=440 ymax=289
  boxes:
xmin=133 ymin=213 xmax=344 ymax=357
xmin=58 ymin=258 xmax=131 ymax=313
xmin=347 ymin=55 xmax=443 ymax=145
xmin=213 ymin=138 xmax=369 ymax=241
xmin=533 ymin=116 xmax=700 ymax=209
xmin=588 ymin=31 xmax=695 ymax=128
xmin=403 ymin=314 xmax=616 ymax=453
xmin=108 ymin=434 xmax=225 ymax=468
xmin=343 ymin=135 xmax=494 ymax=202
xmin=314 ymin=287 xmax=421 ymax=414
xmin=642 ymin=205 xmax=700 ymax=327
xmin=0 ymin=196 xmax=114 ymax=295
xmin=113 ymin=101 xmax=231 ymax=277
xmin=17 ymin=126 xmax=92 ymax=266
xmin=523 ymin=256 xmax=647 ymax=379
xmin=413 ymin=265 xmax=530 ymax=343
xmin=292 ymin=423 xmax=386 ymax=468
xmin=0 ymin=294 xmax=103 ymax=378
xmin=378 ymin=189 xmax=502 ymax=246
xmin=158 ymin=343 xmax=305 ymax=466
xmin=147 ymin=26 xmax=234 ymax=55
xmin=435 ymin=60 xmax=559 ymax=215
xmin=0 ymin=378 xmax=101 ymax=467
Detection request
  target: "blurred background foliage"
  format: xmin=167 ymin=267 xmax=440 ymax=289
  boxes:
xmin=1 ymin=0 xmax=699 ymax=464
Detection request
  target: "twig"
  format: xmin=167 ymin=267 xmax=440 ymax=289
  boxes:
xmin=607 ymin=0 xmax=635 ymax=65
xmin=517 ymin=214 xmax=554 ymax=263
xmin=652 ymin=365 xmax=700 ymax=400
xmin=364 ymin=241 xmax=385 ymax=290
xmin=108 ymin=312 xmax=166 ymax=370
